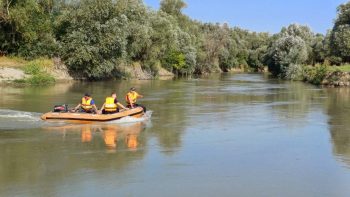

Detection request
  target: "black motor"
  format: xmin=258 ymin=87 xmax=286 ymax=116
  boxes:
xmin=53 ymin=104 xmax=68 ymax=112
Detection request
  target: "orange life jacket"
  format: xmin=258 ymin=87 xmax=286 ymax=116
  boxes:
xmin=126 ymin=91 xmax=138 ymax=104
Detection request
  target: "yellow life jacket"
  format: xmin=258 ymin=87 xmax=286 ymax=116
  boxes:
xmin=82 ymin=97 xmax=93 ymax=110
xmin=105 ymin=97 xmax=117 ymax=112
xmin=126 ymin=91 xmax=138 ymax=104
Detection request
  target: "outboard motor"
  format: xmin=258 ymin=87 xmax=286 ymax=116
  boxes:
xmin=53 ymin=104 xmax=68 ymax=112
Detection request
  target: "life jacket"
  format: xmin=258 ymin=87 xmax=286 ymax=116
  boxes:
xmin=126 ymin=91 xmax=138 ymax=104
xmin=81 ymin=97 xmax=93 ymax=110
xmin=105 ymin=97 xmax=117 ymax=112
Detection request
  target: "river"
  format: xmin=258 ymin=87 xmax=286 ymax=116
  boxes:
xmin=1 ymin=73 xmax=350 ymax=197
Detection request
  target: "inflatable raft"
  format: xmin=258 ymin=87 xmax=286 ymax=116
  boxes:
xmin=41 ymin=107 xmax=144 ymax=122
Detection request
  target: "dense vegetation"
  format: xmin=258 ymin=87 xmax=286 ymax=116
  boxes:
xmin=1 ymin=0 xmax=350 ymax=81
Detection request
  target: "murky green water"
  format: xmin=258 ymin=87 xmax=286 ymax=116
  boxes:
xmin=1 ymin=73 xmax=350 ymax=197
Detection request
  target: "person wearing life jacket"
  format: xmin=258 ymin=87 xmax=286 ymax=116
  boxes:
xmin=73 ymin=93 xmax=98 ymax=113
xmin=100 ymin=92 xmax=128 ymax=114
xmin=125 ymin=87 xmax=144 ymax=109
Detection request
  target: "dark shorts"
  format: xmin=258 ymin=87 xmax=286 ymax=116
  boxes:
xmin=79 ymin=108 xmax=93 ymax=113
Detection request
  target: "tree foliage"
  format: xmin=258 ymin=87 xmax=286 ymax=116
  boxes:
xmin=267 ymin=35 xmax=308 ymax=77
xmin=330 ymin=2 xmax=350 ymax=62
xmin=1 ymin=0 xmax=350 ymax=79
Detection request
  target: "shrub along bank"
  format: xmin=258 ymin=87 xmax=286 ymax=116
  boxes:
xmin=15 ymin=60 xmax=55 ymax=85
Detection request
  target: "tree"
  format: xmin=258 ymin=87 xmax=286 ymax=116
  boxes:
xmin=115 ymin=0 xmax=152 ymax=62
xmin=0 ymin=0 xmax=57 ymax=57
xmin=280 ymin=24 xmax=314 ymax=44
xmin=59 ymin=0 xmax=129 ymax=79
xmin=330 ymin=2 xmax=350 ymax=62
xmin=310 ymin=33 xmax=327 ymax=64
xmin=266 ymin=35 xmax=308 ymax=77
xmin=331 ymin=24 xmax=350 ymax=62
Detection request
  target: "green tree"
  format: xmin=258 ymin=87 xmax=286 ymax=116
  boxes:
xmin=310 ymin=33 xmax=327 ymax=64
xmin=0 ymin=0 xmax=58 ymax=57
xmin=267 ymin=35 xmax=308 ymax=77
xmin=59 ymin=0 xmax=129 ymax=79
xmin=330 ymin=2 xmax=350 ymax=62
xmin=163 ymin=50 xmax=186 ymax=74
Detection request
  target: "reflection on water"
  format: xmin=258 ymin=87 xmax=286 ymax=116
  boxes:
xmin=44 ymin=122 xmax=146 ymax=152
xmin=0 ymin=122 xmax=147 ymax=197
xmin=1 ymin=73 xmax=350 ymax=196
xmin=326 ymin=88 xmax=350 ymax=166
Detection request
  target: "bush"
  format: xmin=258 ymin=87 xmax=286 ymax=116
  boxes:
xmin=163 ymin=51 xmax=186 ymax=73
xmin=23 ymin=58 xmax=53 ymax=75
xmin=26 ymin=73 xmax=55 ymax=85
xmin=326 ymin=56 xmax=342 ymax=65
xmin=24 ymin=63 xmax=42 ymax=75
xmin=14 ymin=73 xmax=55 ymax=85
xmin=303 ymin=64 xmax=329 ymax=85
xmin=20 ymin=59 xmax=55 ymax=85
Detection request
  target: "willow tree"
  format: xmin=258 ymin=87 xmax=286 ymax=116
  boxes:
xmin=59 ymin=0 xmax=129 ymax=79
xmin=267 ymin=35 xmax=308 ymax=77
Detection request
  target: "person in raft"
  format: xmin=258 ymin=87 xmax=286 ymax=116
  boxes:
xmin=125 ymin=87 xmax=146 ymax=111
xmin=72 ymin=93 xmax=98 ymax=113
xmin=100 ymin=92 xmax=128 ymax=114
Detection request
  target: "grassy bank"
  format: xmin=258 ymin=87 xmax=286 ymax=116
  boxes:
xmin=0 ymin=56 xmax=27 ymax=68
xmin=284 ymin=63 xmax=350 ymax=86
xmin=0 ymin=57 xmax=55 ymax=85
xmin=329 ymin=64 xmax=350 ymax=72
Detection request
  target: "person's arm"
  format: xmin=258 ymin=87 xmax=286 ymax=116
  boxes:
xmin=137 ymin=92 xmax=143 ymax=98
xmin=73 ymin=104 xmax=81 ymax=111
xmin=100 ymin=103 xmax=105 ymax=111
xmin=92 ymin=104 xmax=98 ymax=111
xmin=92 ymin=104 xmax=101 ymax=114
xmin=117 ymin=102 xmax=128 ymax=110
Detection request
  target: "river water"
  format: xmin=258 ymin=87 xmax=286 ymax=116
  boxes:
xmin=1 ymin=73 xmax=350 ymax=197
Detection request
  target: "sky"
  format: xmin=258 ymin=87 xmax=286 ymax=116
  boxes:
xmin=143 ymin=0 xmax=349 ymax=34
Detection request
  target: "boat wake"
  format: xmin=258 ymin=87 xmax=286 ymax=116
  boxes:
xmin=108 ymin=111 xmax=153 ymax=125
xmin=0 ymin=109 xmax=41 ymax=120
xmin=0 ymin=109 xmax=44 ymax=130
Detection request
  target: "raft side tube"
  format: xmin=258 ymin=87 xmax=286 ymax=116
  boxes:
xmin=40 ymin=107 xmax=144 ymax=122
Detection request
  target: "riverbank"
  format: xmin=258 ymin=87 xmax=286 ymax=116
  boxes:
xmin=0 ymin=56 xmax=175 ymax=84
xmin=0 ymin=57 xmax=72 ymax=84
xmin=322 ymin=71 xmax=350 ymax=87
xmin=2 ymin=56 xmax=350 ymax=87
xmin=303 ymin=64 xmax=350 ymax=87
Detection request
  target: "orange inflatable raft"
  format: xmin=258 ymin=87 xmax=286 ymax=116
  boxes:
xmin=41 ymin=107 xmax=144 ymax=122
